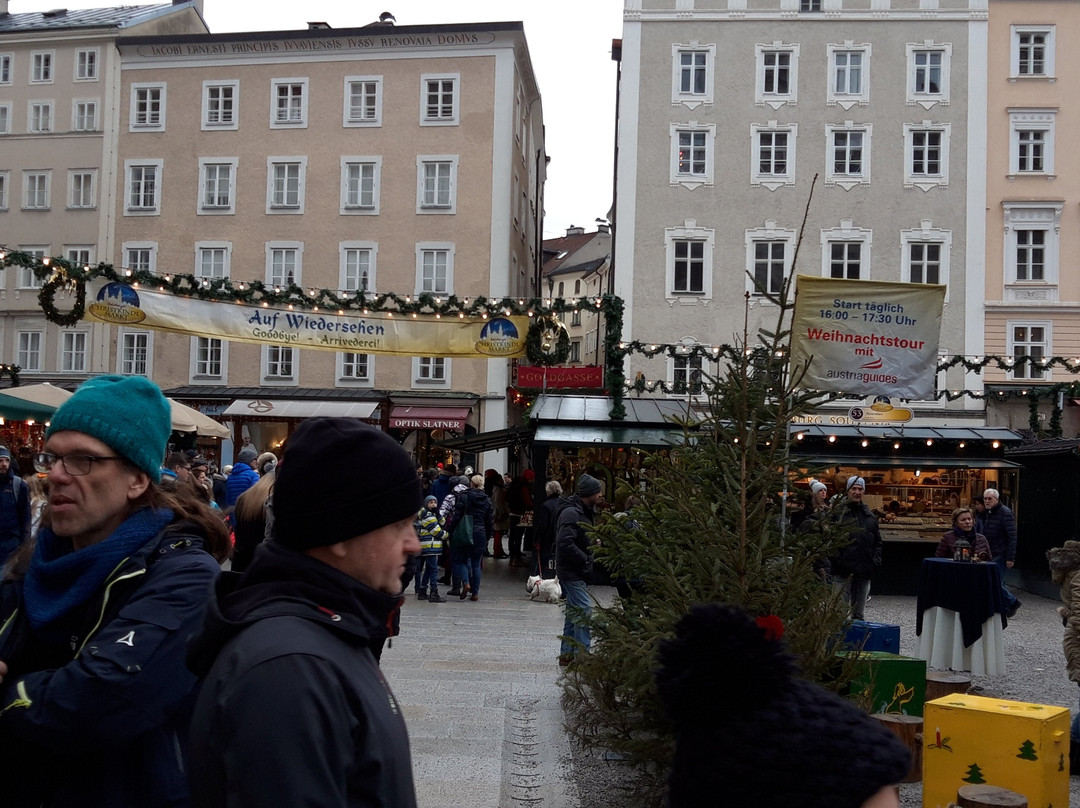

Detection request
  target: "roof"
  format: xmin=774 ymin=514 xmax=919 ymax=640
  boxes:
xmin=790 ymin=425 xmax=1023 ymax=443
xmin=164 ymin=385 xmax=384 ymax=402
xmin=541 ymin=230 xmax=609 ymax=277
xmin=545 ymin=256 xmax=607 ymax=280
xmin=1006 ymin=439 xmax=1080 ymax=458
xmin=530 ymin=394 xmax=690 ymax=426
xmin=0 ymin=4 xmax=180 ymax=33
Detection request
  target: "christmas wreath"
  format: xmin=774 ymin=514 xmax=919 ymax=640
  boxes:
xmin=526 ymin=315 xmax=570 ymax=365
xmin=39 ymin=276 xmax=87 ymax=327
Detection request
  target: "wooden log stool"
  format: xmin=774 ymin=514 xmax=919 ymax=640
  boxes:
xmin=954 ymin=784 xmax=1027 ymax=806
xmin=926 ymin=670 xmax=971 ymax=702
xmin=871 ymin=714 xmax=922 ymax=782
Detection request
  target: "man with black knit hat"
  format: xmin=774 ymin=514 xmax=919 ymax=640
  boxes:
xmin=556 ymin=473 xmax=604 ymax=666
xmin=828 ymin=475 xmax=883 ymax=621
xmin=187 ymin=417 xmax=421 ymax=808
xmin=0 ymin=375 xmax=226 ymax=807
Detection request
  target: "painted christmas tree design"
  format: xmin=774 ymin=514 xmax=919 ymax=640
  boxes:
xmin=962 ymin=763 xmax=986 ymax=784
xmin=1060 ymin=752 xmax=1066 ymax=772
xmin=1016 ymin=740 xmax=1038 ymax=760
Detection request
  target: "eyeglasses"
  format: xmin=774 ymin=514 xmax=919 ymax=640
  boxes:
xmin=34 ymin=451 xmax=124 ymax=477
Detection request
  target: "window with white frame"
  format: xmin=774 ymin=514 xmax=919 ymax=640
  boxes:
xmin=271 ymin=78 xmax=308 ymax=127
xmin=903 ymin=121 xmax=950 ymax=189
xmin=417 ymin=156 xmax=458 ymax=212
xmin=344 ymin=76 xmax=382 ymax=126
xmin=801 ymin=0 xmax=822 ymax=11
xmin=338 ymin=352 xmax=372 ymax=383
xmin=130 ymin=83 xmax=165 ymax=130
xmin=73 ymin=99 xmax=98 ymax=131
xmin=756 ymin=43 xmax=799 ymax=107
xmin=31 ymin=51 xmax=53 ymax=83
xmin=266 ymin=157 xmax=306 ymax=213
xmin=17 ymin=247 xmax=46 ymax=288
xmin=199 ymin=158 xmax=237 ymax=213
xmin=665 ymin=221 xmax=713 ymax=299
xmin=263 ymin=345 xmax=295 ymax=381
xmin=17 ymin=331 xmax=43 ymax=372
xmin=821 ymin=220 xmax=872 ymax=280
xmin=1003 ymin=203 xmax=1062 ymax=291
xmin=671 ymin=45 xmax=715 ymax=108
xmin=907 ymin=43 xmax=950 ymax=107
xmin=119 ymin=329 xmax=151 ymax=376
xmin=65 ymin=246 xmax=92 ymax=266
xmin=202 ymin=81 xmax=238 ymax=129
xmin=1008 ymin=322 xmax=1050 ymax=380
xmin=266 ymin=242 xmax=302 ymax=287
xmin=75 ymin=49 xmax=98 ymax=81
xmin=751 ymin=122 xmax=797 ymax=188
xmin=341 ymin=157 xmax=380 ymax=213
xmin=901 ymin=222 xmax=951 ymax=294
xmin=414 ymin=356 xmax=449 ymax=385
xmin=1011 ymin=26 xmax=1054 ymax=79
xmin=570 ymin=341 xmax=582 ymax=364
xmin=571 ymin=309 xmax=582 ymax=327
xmin=0 ymin=103 xmax=9 ymax=134
xmin=420 ymin=74 xmax=459 ymax=125
xmin=195 ymin=242 xmax=231 ymax=280
xmin=416 ymin=243 xmax=454 ymax=294
xmin=745 ymin=221 xmax=796 ymax=297
xmin=1009 ymin=109 xmax=1055 ymax=176
xmin=0 ymin=54 xmax=11 ymax=84
xmin=670 ymin=123 xmax=715 ymax=188
xmin=193 ymin=337 xmax=225 ymax=379
xmin=827 ymin=43 xmax=870 ymax=107
xmin=28 ymin=101 xmax=52 ymax=133
xmin=123 ymin=242 xmax=157 ymax=274
xmin=60 ymin=331 xmax=87 ymax=372
xmin=826 ymin=122 xmax=871 ymax=188
xmin=23 ymin=171 xmax=49 ymax=209
xmin=69 ymin=171 xmax=95 ymax=209
xmin=124 ymin=160 xmax=161 ymax=214
xmin=673 ymin=353 xmax=705 ymax=395
xmin=340 ymin=243 xmax=377 ymax=293
xmin=0 ymin=171 xmax=8 ymax=210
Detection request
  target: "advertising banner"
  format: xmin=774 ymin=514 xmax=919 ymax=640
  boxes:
xmin=789 ymin=276 xmax=945 ymax=399
xmin=517 ymin=365 xmax=604 ymax=389
xmin=84 ymin=281 xmax=528 ymax=359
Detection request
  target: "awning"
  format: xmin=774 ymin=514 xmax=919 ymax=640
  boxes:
xmin=389 ymin=406 xmax=470 ymax=431
xmin=0 ymin=393 xmax=58 ymax=421
xmin=169 ymin=399 xmax=231 ymax=438
xmin=794 ymin=455 xmax=1022 ymax=470
xmin=436 ymin=426 xmax=535 ymax=453
xmin=790 ymin=424 xmax=1022 ymax=443
xmin=223 ymin=399 xmax=379 ymax=419
xmin=533 ymin=424 xmax=687 ymax=448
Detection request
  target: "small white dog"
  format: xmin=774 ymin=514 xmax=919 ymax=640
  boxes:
xmin=525 ymin=574 xmax=561 ymax=603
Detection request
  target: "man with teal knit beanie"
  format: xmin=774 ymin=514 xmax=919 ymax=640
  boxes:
xmin=0 ymin=374 xmax=227 ymax=807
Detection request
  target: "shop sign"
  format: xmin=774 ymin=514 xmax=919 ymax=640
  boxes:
xmin=389 ymin=416 xmax=465 ymax=430
xmin=517 ymin=365 xmax=604 ymax=389
xmin=849 ymin=396 xmax=913 ymax=424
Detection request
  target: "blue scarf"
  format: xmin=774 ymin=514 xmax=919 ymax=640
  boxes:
xmin=23 ymin=507 xmax=174 ymax=634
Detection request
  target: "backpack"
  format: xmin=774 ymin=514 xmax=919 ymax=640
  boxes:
xmin=449 ymin=492 xmax=473 ymax=550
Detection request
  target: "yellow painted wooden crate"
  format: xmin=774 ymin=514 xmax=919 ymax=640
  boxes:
xmin=923 ymin=694 xmax=1069 ymax=808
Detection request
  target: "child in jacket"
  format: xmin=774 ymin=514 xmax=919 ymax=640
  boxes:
xmin=416 ymin=495 xmax=449 ymax=603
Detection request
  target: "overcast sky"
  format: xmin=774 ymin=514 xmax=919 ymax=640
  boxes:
xmin=16 ymin=0 xmax=624 ymax=239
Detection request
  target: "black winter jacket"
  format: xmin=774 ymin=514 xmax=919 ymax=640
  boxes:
xmin=829 ymin=500 xmax=883 ymax=579
xmin=555 ymin=494 xmax=595 ymax=583
xmin=186 ymin=541 xmax=417 ymax=808
xmin=983 ymin=502 xmax=1018 ymax=563
xmin=449 ymin=487 xmax=494 ymax=554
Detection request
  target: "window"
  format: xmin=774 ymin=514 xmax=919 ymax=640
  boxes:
xmin=421 ymin=74 xmax=459 ymax=125
xmin=65 ymin=246 xmax=92 ymax=266
xmin=414 ymin=357 xmax=449 ymax=385
xmin=417 ymin=156 xmax=458 ymax=213
xmin=124 ymin=160 xmax=161 ymax=214
xmin=800 ymin=0 xmax=822 ymax=10
xmin=340 ymin=243 xmax=377 ymax=293
xmin=826 ymin=123 xmax=871 ymax=187
xmin=820 ymin=220 xmax=872 ymax=279
xmin=828 ymin=43 xmax=870 ymax=107
xmin=672 ymin=44 xmax=715 ymax=108
xmin=266 ymin=242 xmax=302 ymax=287
xmin=344 ymin=76 xmax=382 ymax=126
xmin=751 ymin=123 xmax=797 ymax=188
xmin=416 ymin=243 xmax=454 ymax=294
xmin=673 ymin=354 xmax=704 ymax=394
xmin=756 ymin=44 xmax=799 ymax=107
xmin=119 ymin=330 xmax=151 ymax=376
xmin=745 ymin=221 xmax=796 ymax=298
xmin=202 ymin=81 xmax=238 ymax=129
xmin=1003 ymin=203 xmax=1061 ymax=293
xmin=199 ymin=158 xmax=237 ymax=213
xmin=31 ymin=51 xmax=53 ymax=83
xmin=901 ymin=222 xmax=951 ymax=296
xmin=1011 ymin=26 xmax=1054 ymax=79
xmin=0 ymin=171 xmax=8 ymax=210
xmin=903 ymin=122 xmax=951 ymax=190
xmin=907 ymin=242 xmax=941 ymax=284
xmin=1009 ymin=109 xmax=1055 ymax=176
xmin=571 ymin=309 xmax=582 ymax=327
xmin=338 ymin=352 xmax=371 ymax=383
xmin=0 ymin=54 xmax=11 ymax=85
xmin=60 ymin=331 xmax=87 ymax=373
xmin=195 ymin=242 xmax=231 ymax=280
xmin=29 ymin=101 xmax=52 ymax=133
xmin=73 ymin=100 xmax=98 ymax=131
xmin=341 ymin=158 xmax=380 ymax=213
xmin=1008 ymin=323 xmax=1050 ymax=381
xmin=907 ymin=43 xmax=950 ymax=106
xmin=68 ymin=171 xmax=95 ymax=208
xmin=17 ymin=247 xmax=46 ymax=288
xmin=271 ymin=78 xmax=308 ymax=127
xmin=17 ymin=332 xmax=43 ymax=372
xmin=263 ymin=346 xmax=295 ymax=380
xmin=673 ymin=240 xmax=705 ymax=294
xmin=75 ymin=49 xmax=98 ymax=81
xmin=670 ymin=124 xmax=715 ymax=188
xmin=570 ymin=341 xmax=582 ymax=364
xmin=266 ymin=157 xmax=307 ymax=213
xmin=665 ymin=221 xmax=714 ymax=299
xmin=0 ymin=104 xmax=10 ymax=134
xmin=23 ymin=171 xmax=49 ymax=209
xmin=130 ymin=83 xmax=165 ymax=130
xmin=123 ymin=242 xmax=157 ymax=274
xmin=193 ymin=337 xmax=224 ymax=379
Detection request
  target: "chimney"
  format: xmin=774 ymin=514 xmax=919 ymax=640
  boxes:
xmin=0 ymin=1 xmax=10 ymax=16
xmin=308 ymin=21 xmax=331 ymax=29
xmin=566 ymin=225 xmax=585 ymax=237
xmin=596 ymin=223 xmax=610 ymax=235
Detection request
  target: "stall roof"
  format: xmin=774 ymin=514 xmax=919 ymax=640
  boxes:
xmin=531 ymin=395 xmax=690 ymax=425
xmin=790 ymin=425 xmax=1022 ymax=442
xmin=532 ymin=424 xmax=686 ymax=448
xmin=436 ymin=425 xmax=535 ymax=453
xmin=796 ymin=455 xmax=1022 ymax=469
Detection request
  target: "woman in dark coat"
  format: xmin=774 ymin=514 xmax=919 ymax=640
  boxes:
xmin=450 ymin=475 xmax=494 ymax=601
xmin=935 ymin=506 xmax=992 ymax=561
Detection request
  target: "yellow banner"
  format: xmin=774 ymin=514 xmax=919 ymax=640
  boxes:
xmin=789 ymin=276 xmax=945 ymax=399
xmin=84 ymin=281 xmax=528 ymax=359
